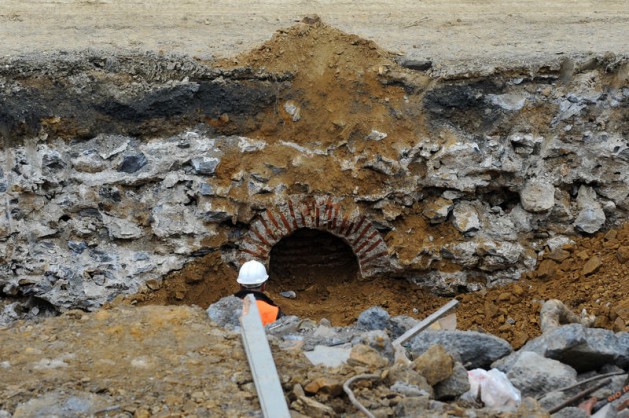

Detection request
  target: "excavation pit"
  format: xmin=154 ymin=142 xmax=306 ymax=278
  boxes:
xmin=0 ymin=19 xmax=627 ymax=345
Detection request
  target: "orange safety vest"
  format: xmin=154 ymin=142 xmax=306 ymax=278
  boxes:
xmin=255 ymin=300 xmax=280 ymax=326
xmin=234 ymin=290 xmax=282 ymax=326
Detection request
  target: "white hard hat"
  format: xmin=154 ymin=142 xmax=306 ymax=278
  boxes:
xmin=237 ymin=260 xmax=269 ymax=286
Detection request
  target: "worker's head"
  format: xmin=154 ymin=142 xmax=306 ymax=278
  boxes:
xmin=237 ymin=260 xmax=269 ymax=290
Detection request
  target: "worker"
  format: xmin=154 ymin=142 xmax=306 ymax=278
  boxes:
xmin=234 ymin=260 xmax=283 ymax=326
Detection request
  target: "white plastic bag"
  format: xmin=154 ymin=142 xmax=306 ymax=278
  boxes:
xmin=461 ymin=368 xmax=521 ymax=409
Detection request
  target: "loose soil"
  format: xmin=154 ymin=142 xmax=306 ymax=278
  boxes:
xmin=216 ymin=18 xmax=430 ymax=152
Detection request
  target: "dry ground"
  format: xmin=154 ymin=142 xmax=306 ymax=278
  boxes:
xmin=1 ymin=0 xmax=628 ymax=75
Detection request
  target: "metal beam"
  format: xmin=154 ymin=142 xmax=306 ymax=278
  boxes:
xmin=240 ymin=294 xmax=291 ymax=418
xmin=393 ymin=299 xmax=460 ymax=346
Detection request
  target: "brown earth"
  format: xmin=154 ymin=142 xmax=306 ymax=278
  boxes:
xmin=134 ymin=222 xmax=629 ymax=350
xmin=216 ymin=17 xmax=430 ymax=152
xmin=0 ymin=304 xmax=314 ymax=416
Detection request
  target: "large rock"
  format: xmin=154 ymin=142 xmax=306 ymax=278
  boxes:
xmin=520 ymin=179 xmax=555 ymax=213
xmin=190 ymin=156 xmax=220 ymax=175
xmin=347 ymin=344 xmax=389 ymax=369
xmin=386 ymin=363 xmax=434 ymax=398
xmin=117 ymin=152 xmax=148 ymax=173
xmin=574 ymin=186 xmax=606 ymax=234
xmin=102 ymin=215 xmax=143 ymax=240
xmin=506 ymin=352 xmax=577 ymax=398
xmin=412 ymin=344 xmax=454 ymax=386
xmin=408 ymin=330 xmax=512 ymax=369
xmin=493 ymin=324 xmax=629 ymax=372
xmin=357 ymin=306 xmax=390 ymax=331
xmin=388 ymin=315 xmax=419 ymax=340
xmin=303 ymin=345 xmax=350 ymax=368
xmin=206 ymin=296 xmax=242 ymax=330
xmin=451 ymin=202 xmax=481 ymax=235
xmin=422 ymin=197 xmax=453 ymax=224
xmin=358 ymin=330 xmax=394 ymax=362
xmin=434 ymin=362 xmax=470 ymax=400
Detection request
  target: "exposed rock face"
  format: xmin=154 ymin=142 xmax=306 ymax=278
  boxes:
xmin=1 ymin=48 xmax=628 ymax=318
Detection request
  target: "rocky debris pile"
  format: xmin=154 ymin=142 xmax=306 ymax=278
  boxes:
xmin=207 ymin=298 xmax=629 ymax=417
xmin=0 ymin=305 xmax=279 ymax=416
xmin=455 ymin=222 xmax=629 ymax=349
xmin=0 ymin=299 xmax=626 ymax=417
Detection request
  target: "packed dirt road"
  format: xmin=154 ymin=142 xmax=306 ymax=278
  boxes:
xmin=2 ymin=0 xmax=629 ymax=75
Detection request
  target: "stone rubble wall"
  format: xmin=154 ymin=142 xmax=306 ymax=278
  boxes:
xmin=0 ymin=55 xmax=628 ymax=318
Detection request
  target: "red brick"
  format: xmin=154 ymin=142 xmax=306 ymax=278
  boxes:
xmin=359 ymin=238 xmax=383 ymax=257
xmin=251 ymin=226 xmax=272 ymax=247
xmin=259 ymin=216 xmax=278 ymax=241
xmin=266 ymin=209 xmax=282 ymax=233
xmin=288 ymin=200 xmax=299 ymax=230
xmin=278 ymin=211 xmax=292 ymax=234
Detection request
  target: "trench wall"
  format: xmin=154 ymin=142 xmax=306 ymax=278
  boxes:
xmin=0 ymin=52 xmax=628 ymax=322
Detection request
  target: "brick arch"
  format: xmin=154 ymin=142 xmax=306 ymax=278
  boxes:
xmin=239 ymin=195 xmax=390 ymax=278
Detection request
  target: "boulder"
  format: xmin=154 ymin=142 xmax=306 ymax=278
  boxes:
xmin=388 ymin=315 xmax=419 ymax=340
xmin=422 ymin=197 xmax=453 ymax=224
xmin=303 ymin=345 xmax=350 ymax=368
xmin=357 ymin=306 xmax=390 ymax=331
xmin=506 ymin=352 xmax=577 ymax=398
xmin=386 ymin=363 xmax=434 ymax=398
xmin=434 ymin=362 xmax=470 ymax=400
xmin=493 ymin=324 xmax=629 ymax=372
xmin=102 ymin=215 xmax=143 ymax=240
xmin=206 ymin=296 xmax=242 ymax=330
xmin=412 ymin=344 xmax=454 ymax=386
xmin=190 ymin=156 xmax=220 ymax=175
xmin=347 ymin=344 xmax=389 ymax=369
xmin=574 ymin=186 xmax=606 ymax=234
xmin=117 ymin=152 xmax=147 ymax=173
xmin=358 ymin=330 xmax=394 ymax=362
xmin=452 ymin=202 xmax=481 ymax=235
xmin=408 ymin=330 xmax=512 ymax=369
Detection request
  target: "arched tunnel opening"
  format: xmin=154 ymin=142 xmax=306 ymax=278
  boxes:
xmin=268 ymin=228 xmax=360 ymax=291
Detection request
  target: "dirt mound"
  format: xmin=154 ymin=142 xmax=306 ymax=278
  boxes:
xmin=217 ymin=17 xmax=429 ymax=148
